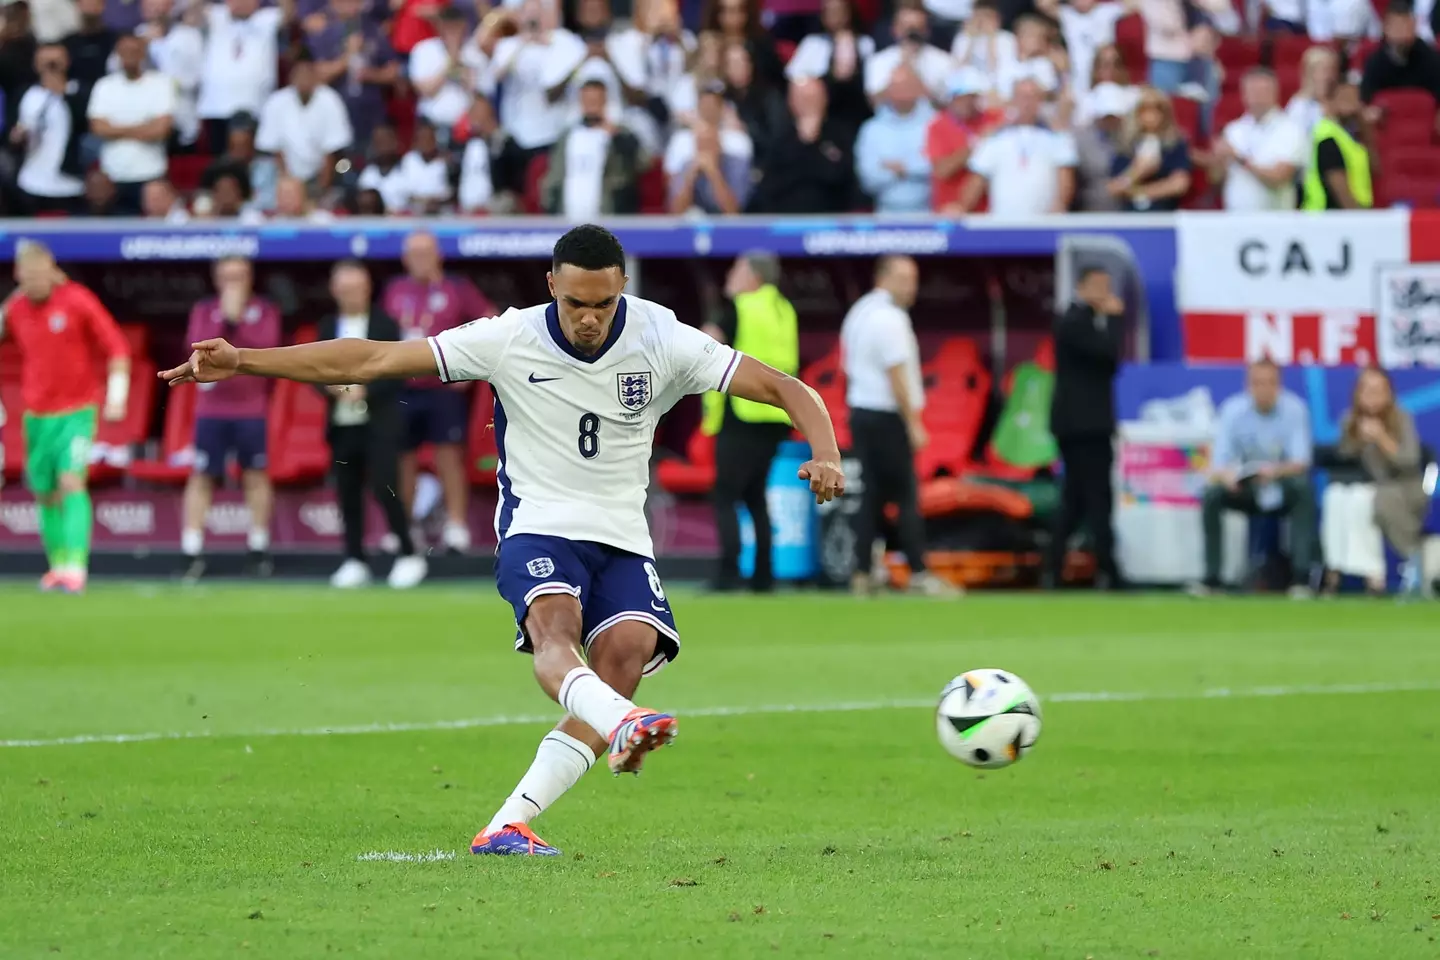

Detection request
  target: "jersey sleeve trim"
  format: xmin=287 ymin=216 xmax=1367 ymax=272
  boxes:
xmin=717 ymin=350 xmax=742 ymax=392
xmin=427 ymin=335 xmax=453 ymax=383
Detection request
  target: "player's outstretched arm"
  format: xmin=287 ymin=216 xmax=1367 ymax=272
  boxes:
xmin=726 ymin=355 xmax=846 ymax=504
xmin=160 ymin=338 xmax=439 ymax=387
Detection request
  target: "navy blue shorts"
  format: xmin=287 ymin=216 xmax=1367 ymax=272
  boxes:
xmin=401 ymin=387 xmax=468 ymax=450
xmin=495 ymin=534 xmax=680 ymax=676
xmin=193 ymin=417 xmax=267 ymax=478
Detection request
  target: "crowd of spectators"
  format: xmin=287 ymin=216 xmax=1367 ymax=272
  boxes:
xmin=0 ymin=0 xmax=1437 ymax=220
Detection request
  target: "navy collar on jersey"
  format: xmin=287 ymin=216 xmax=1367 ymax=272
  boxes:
xmin=546 ymin=296 xmax=628 ymax=363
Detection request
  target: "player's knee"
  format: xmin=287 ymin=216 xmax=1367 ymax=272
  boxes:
xmin=588 ymin=621 xmax=657 ymax=691
xmin=525 ymin=594 xmax=585 ymax=668
xmin=56 ymin=473 xmax=85 ymax=495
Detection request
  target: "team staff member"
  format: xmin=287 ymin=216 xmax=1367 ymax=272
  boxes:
xmin=1 ymin=242 xmax=130 ymax=593
xmin=320 ymin=262 xmax=429 ymax=591
xmin=180 ymin=256 xmax=281 ymax=581
xmin=839 ymin=255 xmax=958 ymax=598
xmin=701 ymin=252 xmax=800 ymax=592
xmin=381 ymin=230 xmax=497 ymax=554
xmin=1046 ymin=266 xmax=1125 ymax=590
xmin=1301 ymin=81 xmax=1373 ymax=211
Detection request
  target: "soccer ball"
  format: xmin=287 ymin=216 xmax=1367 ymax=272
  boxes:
xmin=936 ymin=669 xmax=1042 ymax=769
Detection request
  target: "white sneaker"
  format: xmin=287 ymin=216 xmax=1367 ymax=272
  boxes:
xmin=910 ymin=572 xmax=964 ymax=597
xmin=388 ymin=554 xmax=428 ymax=589
xmin=331 ymin=558 xmax=372 ymax=589
xmin=377 ymin=532 xmax=400 ymax=555
xmin=442 ymin=522 xmax=471 ymax=554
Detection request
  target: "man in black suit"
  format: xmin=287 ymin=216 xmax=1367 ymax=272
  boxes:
xmin=1046 ymin=267 xmax=1125 ymax=590
xmin=320 ymin=261 xmax=428 ymax=590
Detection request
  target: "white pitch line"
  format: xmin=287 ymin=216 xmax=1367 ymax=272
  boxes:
xmin=356 ymin=850 xmax=456 ymax=863
xmin=3 ymin=680 xmax=1439 ymax=750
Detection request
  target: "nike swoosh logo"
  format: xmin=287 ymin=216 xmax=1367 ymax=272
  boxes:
xmin=528 ymin=373 xmax=562 ymax=383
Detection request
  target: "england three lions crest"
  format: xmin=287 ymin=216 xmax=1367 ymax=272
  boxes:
xmin=617 ymin=371 xmax=653 ymax=411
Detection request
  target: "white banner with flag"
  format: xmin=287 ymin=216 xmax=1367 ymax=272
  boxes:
xmin=1376 ymin=264 xmax=1440 ymax=368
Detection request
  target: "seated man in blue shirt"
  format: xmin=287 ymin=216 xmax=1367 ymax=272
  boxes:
xmin=1192 ymin=358 xmax=1318 ymax=597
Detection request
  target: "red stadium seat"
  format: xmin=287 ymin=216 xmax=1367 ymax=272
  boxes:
xmin=799 ymin=343 xmax=849 ymax=451
xmin=916 ymin=338 xmax=991 ymax=481
xmin=1350 ymin=39 xmax=1380 ymax=74
xmin=655 ymin=428 xmax=716 ymax=495
xmin=1170 ymin=94 xmax=1203 ymax=146
xmin=1114 ymin=14 xmax=1147 ymax=78
xmin=523 ymin=153 xmax=549 ymax=214
xmin=638 ymin=160 xmax=667 ymax=215
xmin=1374 ymin=89 xmax=1438 ymax=147
xmin=1376 ymin=174 xmax=1440 ymax=208
xmin=1 ymin=376 xmax=22 ymax=480
xmin=1382 ymin=144 xmax=1440 ymax=180
xmin=1217 ymin=37 xmax=1261 ymax=84
xmin=467 ymin=381 xmax=499 ymax=487
xmin=266 ymin=378 xmax=331 ymax=485
xmin=167 ymin=155 xmax=211 ymax=194
xmin=90 ymin=358 xmax=158 ymax=484
xmin=1212 ymin=92 xmax=1245 ymax=137
xmin=129 ymin=380 xmax=199 ymax=484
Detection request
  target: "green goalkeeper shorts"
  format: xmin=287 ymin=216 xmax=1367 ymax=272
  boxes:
xmin=23 ymin=407 xmax=97 ymax=495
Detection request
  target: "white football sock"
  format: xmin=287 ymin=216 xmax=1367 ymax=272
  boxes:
xmin=247 ymin=528 xmax=270 ymax=552
xmin=181 ymin=528 xmax=204 ymax=557
xmin=484 ymin=730 xmax=596 ymax=834
xmin=558 ymin=667 xmax=638 ymax=740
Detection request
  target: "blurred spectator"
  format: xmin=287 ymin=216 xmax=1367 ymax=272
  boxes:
xmin=1074 ymin=81 xmax=1127 ymax=210
xmin=611 ymin=0 xmax=695 ymax=140
xmin=700 ymin=0 xmax=784 ymax=88
xmin=141 ymin=177 xmax=190 ymax=221
xmin=750 ymin=77 xmax=853 ymax=212
xmin=1137 ymin=0 xmax=1201 ymax=93
xmin=667 ymin=27 xmax=724 ymax=123
xmin=1208 ymin=67 xmax=1305 ymax=211
xmin=724 ymin=40 xmax=787 ymax=157
xmin=457 ymin=95 xmax=526 ymax=212
xmin=63 ymin=0 xmax=117 ymax=98
xmin=867 ymin=2 xmax=950 ymax=102
xmin=397 ymin=120 xmax=453 ymax=213
xmin=487 ymin=0 xmax=582 ymax=166
xmin=138 ymin=0 xmax=204 ymax=149
xmin=1192 ymin=359 xmax=1316 ymax=599
xmin=1261 ymin=0 xmax=1308 ymax=32
xmin=996 ymin=13 xmax=1061 ymax=99
xmin=1106 ymin=85 xmax=1191 ymax=211
xmin=545 ymin=76 xmax=646 ymax=217
xmin=12 ymin=43 xmax=85 ymax=214
xmin=256 ymin=50 xmax=353 ymax=194
xmin=194 ymin=167 xmax=263 ymax=220
xmin=855 ymin=63 xmax=933 ymax=212
xmin=356 ymin=121 xmax=408 ymax=212
xmin=349 ymin=185 xmax=385 ymax=213
xmin=1300 ymin=81 xmax=1374 ymax=209
xmin=1059 ymin=0 xmax=1127 ymax=95
xmin=307 ymin=0 xmax=400 ymax=143
xmin=1360 ymin=1 xmax=1440 ymax=121
xmin=0 ymin=3 xmax=39 ymax=134
xmin=87 ymin=33 xmax=174 ymax=214
xmin=1321 ymin=368 xmax=1429 ymax=594
xmin=273 ymin=173 xmax=336 ymax=220
xmin=665 ymin=82 xmax=751 ymax=194
xmin=81 ymin=166 xmax=117 ymax=214
xmin=924 ymin=67 xmax=987 ymax=211
xmin=956 ymin=77 xmax=1076 ymax=214
xmin=1075 ymin=41 xmax=1136 ymax=123
xmin=409 ymin=6 xmax=489 ymax=133
xmin=202 ymin=112 xmax=277 ymax=211
xmin=1322 ymin=0 xmax=1382 ymax=40
xmin=553 ymin=0 xmax=665 ymax=152
xmin=30 ymin=0 xmax=78 ymax=42
xmin=784 ymin=0 xmax=871 ymax=129
xmin=389 ymin=0 xmax=442 ymax=56
xmin=950 ymin=0 xmax=1013 ymax=87
xmin=1286 ymin=44 xmax=1339 ymax=143
xmin=197 ymin=0 xmax=290 ymax=154
xmin=667 ymin=117 xmax=749 ymax=212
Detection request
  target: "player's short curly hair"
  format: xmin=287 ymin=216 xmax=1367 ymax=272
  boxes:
xmin=553 ymin=224 xmax=626 ymax=274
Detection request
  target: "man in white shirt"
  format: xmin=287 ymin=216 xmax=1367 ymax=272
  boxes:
xmin=196 ymin=0 xmax=290 ymax=153
xmin=840 ymin=255 xmax=958 ymax=598
xmin=408 ymin=7 xmax=490 ymax=132
xmin=541 ymin=79 xmax=644 ymax=218
xmin=1058 ymin=0 xmax=1128 ymax=94
xmin=87 ymin=33 xmax=175 ymax=214
xmin=864 ymin=2 xmax=952 ymax=103
xmin=256 ymin=50 xmax=353 ymax=195
xmin=486 ymin=0 xmax=584 ymax=162
xmin=1209 ymin=67 xmax=1306 ymax=211
xmin=12 ymin=44 xmax=86 ymax=214
xmin=955 ymin=78 xmax=1078 ymax=215
xmin=138 ymin=0 xmax=204 ymax=147
xmin=395 ymin=121 xmax=453 ymax=214
xmin=549 ymin=0 xmax=654 ymax=148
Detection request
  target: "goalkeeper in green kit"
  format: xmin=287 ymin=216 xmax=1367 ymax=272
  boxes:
xmin=1 ymin=243 xmax=130 ymax=592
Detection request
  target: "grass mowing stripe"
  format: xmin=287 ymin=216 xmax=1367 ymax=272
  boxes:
xmin=3 ymin=679 xmax=1438 ymax=749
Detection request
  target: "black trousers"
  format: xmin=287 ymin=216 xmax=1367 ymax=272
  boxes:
xmin=1049 ymin=435 xmax=1117 ymax=580
xmin=712 ymin=419 xmax=791 ymax=585
xmin=850 ymin=408 xmax=927 ymax=574
xmin=331 ymin=424 xmax=413 ymax=561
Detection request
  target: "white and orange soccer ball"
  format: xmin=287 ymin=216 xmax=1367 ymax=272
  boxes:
xmin=936 ymin=669 xmax=1042 ymax=769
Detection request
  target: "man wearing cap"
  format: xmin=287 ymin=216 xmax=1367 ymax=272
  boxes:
xmin=1073 ymin=81 xmax=1129 ymax=211
xmin=925 ymin=67 xmax=993 ymax=212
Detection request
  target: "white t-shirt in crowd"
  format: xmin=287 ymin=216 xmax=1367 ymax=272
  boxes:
xmin=863 ymin=44 xmax=952 ymax=101
xmin=197 ymin=4 xmax=282 ymax=119
xmin=563 ymin=42 xmax=646 ymax=126
xmin=785 ymin=32 xmax=875 ymax=81
xmin=926 ymin=0 xmax=974 ymax=22
xmin=397 ymin=150 xmax=452 ymax=206
xmin=662 ymin=126 xmax=752 ymax=176
xmin=1059 ymin=2 xmax=1127 ymax=92
xmin=16 ymin=86 xmax=84 ymax=197
xmin=256 ymin=85 xmax=354 ymax=181
xmin=951 ymin=30 xmax=1017 ymax=81
xmin=458 ymin=138 xmax=493 ymax=211
xmin=426 ymin=295 xmax=740 ymax=557
xmin=1285 ymin=93 xmax=1323 ymax=146
xmin=87 ymin=70 xmax=176 ymax=183
xmin=145 ymin=23 xmax=205 ymax=145
xmin=356 ymin=162 xmax=410 ymax=213
xmin=487 ymin=31 xmax=586 ymax=149
xmin=995 ymin=55 xmax=1061 ymax=98
xmin=408 ymin=36 xmax=492 ymax=129
xmin=560 ymin=125 xmax=610 ymax=220
xmin=968 ymin=124 xmax=1078 ymax=216
xmin=1220 ymin=109 xmax=1306 ymax=211
xmin=608 ymin=28 xmax=695 ymax=98
xmin=840 ymin=288 xmax=924 ymax=414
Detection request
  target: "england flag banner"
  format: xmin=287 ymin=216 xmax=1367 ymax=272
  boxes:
xmin=1377 ymin=264 xmax=1440 ymax=368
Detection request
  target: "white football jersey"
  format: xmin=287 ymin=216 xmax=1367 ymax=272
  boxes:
xmin=428 ymin=295 xmax=741 ymax=557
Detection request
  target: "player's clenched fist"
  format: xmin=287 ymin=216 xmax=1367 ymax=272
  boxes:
xmin=799 ymin=459 xmax=845 ymax=504
xmin=160 ymin=338 xmax=241 ymax=386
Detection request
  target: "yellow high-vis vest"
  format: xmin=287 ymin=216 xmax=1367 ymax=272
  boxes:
xmin=701 ymin=284 xmax=799 ymax=435
xmin=1302 ymin=117 xmax=1372 ymax=211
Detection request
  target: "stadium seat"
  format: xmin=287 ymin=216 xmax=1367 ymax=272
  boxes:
xmin=655 ymin=428 xmax=716 ymax=495
xmin=129 ymin=380 xmax=199 ymax=484
xmin=638 ymin=160 xmax=667 ymax=215
xmin=0 ymin=376 xmax=22 ymax=480
xmin=1216 ymin=37 xmax=1261 ymax=85
xmin=798 ymin=343 xmax=849 ymax=451
xmin=1114 ymin=15 xmax=1147 ymax=78
xmin=1349 ymin=39 xmax=1380 ymax=74
xmin=1212 ymin=92 xmax=1245 ymax=136
xmin=90 ymin=358 xmax=158 ymax=484
xmin=1374 ymin=90 xmax=1438 ymax=147
xmin=467 ymin=381 xmax=499 ymax=486
xmin=167 ymin=155 xmax=211 ymax=194
xmin=1376 ymin=174 xmax=1440 ymax=208
xmin=523 ymin=153 xmax=549 ymax=214
xmin=266 ymin=378 xmax=331 ymax=485
xmin=916 ymin=338 xmax=991 ymax=481
xmin=1383 ymin=144 xmax=1440 ymax=180
xmin=1171 ymin=95 xmax=1203 ymax=146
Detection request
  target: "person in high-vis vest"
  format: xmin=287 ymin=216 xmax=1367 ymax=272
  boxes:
xmin=701 ymin=252 xmax=800 ymax=592
xmin=1302 ymin=82 xmax=1373 ymax=211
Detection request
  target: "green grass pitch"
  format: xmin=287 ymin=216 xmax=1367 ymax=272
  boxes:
xmin=2 ymin=585 xmax=1439 ymax=959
